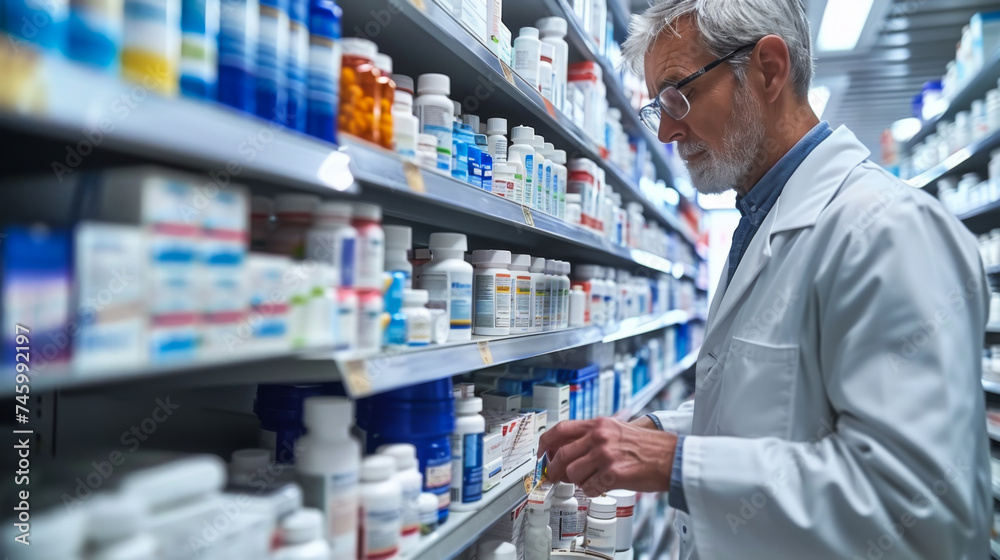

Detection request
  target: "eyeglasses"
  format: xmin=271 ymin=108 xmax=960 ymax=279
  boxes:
xmin=639 ymin=42 xmax=758 ymax=134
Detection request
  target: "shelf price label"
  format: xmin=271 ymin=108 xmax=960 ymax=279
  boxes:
xmin=477 ymin=341 xmax=493 ymax=365
xmin=402 ymin=162 xmax=426 ymax=194
xmin=521 ymin=206 xmax=534 ymax=227
xmin=542 ymin=98 xmax=558 ymax=119
xmin=499 ymin=61 xmax=516 ymax=86
xmin=407 ymin=0 xmax=426 ymax=10
xmin=342 ymin=359 xmax=372 ymax=395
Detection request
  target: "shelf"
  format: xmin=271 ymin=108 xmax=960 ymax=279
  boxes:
xmin=906 ymin=128 xmax=1000 ymax=192
xmin=0 ymin=50 xmax=356 ymax=195
xmin=985 ymin=379 xmax=1000 ymax=395
xmin=334 ymin=0 xmax=697 ymax=248
xmin=331 ymin=310 xmax=692 ymax=398
xmin=957 ymin=197 xmax=1000 ymax=232
xmin=988 ymin=266 xmax=1000 ymax=276
xmin=988 ymin=324 xmax=1000 ymax=334
xmin=344 ymin=137 xmax=684 ymax=274
xmin=409 ymin=458 xmax=534 ymax=560
xmin=988 ymin=422 xmax=1000 ymax=443
xmin=484 ymin=0 xmax=698 ymax=248
xmin=992 ymin=539 xmax=1000 ymax=560
xmin=904 ymin=48 xmax=1000 ymax=152
xmin=614 ymin=347 xmax=699 ymax=421
xmin=5 ymin=311 xmax=692 ymax=397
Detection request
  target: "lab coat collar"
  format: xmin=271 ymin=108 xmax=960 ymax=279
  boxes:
xmin=705 ymin=126 xmax=871 ymax=333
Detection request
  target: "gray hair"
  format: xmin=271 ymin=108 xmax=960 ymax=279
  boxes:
xmin=622 ymin=0 xmax=813 ymax=98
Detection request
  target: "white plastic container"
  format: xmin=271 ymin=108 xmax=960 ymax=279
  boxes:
xmin=606 ymin=489 xmax=635 ymax=554
xmin=487 ymin=117 xmax=509 ymax=163
xmin=417 ymin=133 xmax=439 ymax=169
xmin=558 ymin=261 xmax=571 ymax=329
xmin=415 ymin=73 xmax=454 ymax=171
xmin=510 ymin=254 xmax=534 ymax=334
xmin=384 ymin=225 xmax=413 ymax=288
xmin=509 ymin=126 xmax=536 ymax=206
xmin=357 ymin=288 xmax=384 ymax=353
xmin=418 ymin=492 xmax=439 ymax=535
xmin=295 ymin=397 xmax=360 ymax=558
xmin=473 ymin=250 xmax=513 ymax=336
xmin=550 ymin=149 xmax=568 ymax=220
xmin=450 ymin=396 xmax=486 ymax=511
xmin=530 ymin=135 xmax=548 ymax=211
xmin=306 ymin=201 xmax=358 ymax=288
xmin=479 ymin=540 xmax=518 ymax=560
xmin=274 ymin=509 xmax=333 ymax=560
xmin=525 ymin=497 xmax=553 ymax=560
xmin=538 ymin=17 xmax=568 ymax=112
xmin=352 ymin=203 xmax=385 ymax=291
xmin=403 ymin=289 xmax=433 ymax=346
xmin=530 ymin=256 xmax=547 ymax=333
xmin=86 ymin=493 xmax=158 ymax=560
xmin=540 ymin=142 xmax=556 ymax=215
xmin=569 ymin=285 xmax=585 ymax=328
xmin=377 ymin=443 xmax=424 ymax=555
xmin=493 ymin=163 xmax=517 ymax=198
xmin=393 ymin=89 xmax=420 ymax=160
xmin=513 ymin=27 xmax=541 ymax=89
xmin=361 ymin=455 xmax=403 ymax=560
xmin=586 ymin=496 xmax=617 ymax=555
xmin=550 ymin=482 xmax=581 ymax=548
xmin=539 ymin=41 xmax=555 ymax=100
xmin=566 ymin=192 xmax=582 ymax=225
xmin=419 ymin=232 xmax=474 ymax=341
xmin=335 ymin=286 xmax=358 ymax=351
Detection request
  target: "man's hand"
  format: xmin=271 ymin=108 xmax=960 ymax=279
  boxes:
xmin=538 ymin=417 xmax=677 ymax=497
xmin=629 ymin=414 xmax=659 ymax=431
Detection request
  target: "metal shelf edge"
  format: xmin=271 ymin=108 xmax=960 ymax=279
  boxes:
xmin=409 ymin=459 xmax=534 ymax=560
xmin=906 ymin=128 xmax=1000 ymax=190
xmin=984 ymin=379 xmax=1000 ymax=395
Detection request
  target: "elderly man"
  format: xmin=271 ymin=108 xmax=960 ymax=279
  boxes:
xmin=537 ymin=1 xmax=991 ymax=558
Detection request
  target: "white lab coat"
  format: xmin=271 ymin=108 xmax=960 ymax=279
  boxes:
xmin=650 ymin=126 xmax=991 ymax=559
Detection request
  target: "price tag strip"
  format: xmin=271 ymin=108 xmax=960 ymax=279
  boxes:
xmin=402 ymin=161 xmax=426 ymax=193
xmin=477 ymin=340 xmax=493 ymax=364
xmin=341 ymin=359 xmax=372 ymax=396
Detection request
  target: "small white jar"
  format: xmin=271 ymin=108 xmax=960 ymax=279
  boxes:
xmin=403 ymin=289 xmax=433 ymax=346
xmin=585 ymin=496 xmax=618 ymax=555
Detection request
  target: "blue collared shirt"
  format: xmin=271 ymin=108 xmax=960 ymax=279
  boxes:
xmin=662 ymin=121 xmax=833 ymax=514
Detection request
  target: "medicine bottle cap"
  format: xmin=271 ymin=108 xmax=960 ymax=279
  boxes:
xmin=362 ymin=455 xmax=396 ymax=482
xmin=588 ymin=496 xmax=618 ymax=519
xmin=341 ymin=38 xmax=378 ymax=61
xmin=315 ymin=201 xmax=353 ymax=221
xmin=456 ymin=397 xmax=483 ymax=414
xmin=418 ymin=493 xmax=439 ymax=514
xmin=511 ymin=125 xmax=535 ymax=141
xmin=428 ymin=232 xmax=468 ymax=252
xmin=384 ymin=225 xmax=412 ymax=250
xmin=510 ymin=254 xmax=532 ymax=270
xmin=544 ymin=259 xmax=558 ymax=273
xmin=303 ymin=396 xmax=354 ymax=436
xmin=554 ymin=482 xmax=575 ymax=498
xmin=231 ymin=448 xmax=269 ymax=478
xmin=518 ymin=27 xmax=540 ymax=39
xmin=395 ymin=90 xmax=414 ymax=107
xmin=251 ymin=196 xmax=273 ymax=216
xmin=463 ymin=114 xmax=481 ymax=131
xmin=566 ymin=193 xmax=582 ymax=203
xmin=475 ymin=134 xmax=488 ymax=147
xmin=473 ymin=249 xmax=512 ymax=267
xmin=536 ymin=16 xmax=567 ymax=38
xmin=414 ymin=248 xmax=432 ymax=260
xmin=375 ymin=53 xmax=393 ymax=75
xmin=377 ymin=443 xmax=418 ymax=471
xmin=393 ymin=73 xmax=414 ymax=95
xmin=478 ymin=540 xmax=517 ymax=560
xmin=275 ymin=194 xmax=320 ymax=214
xmin=417 ymin=73 xmax=451 ymax=96
xmin=574 ymin=264 xmax=601 ymax=280
xmin=88 ymin=493 xmax=147 ymax=544
xmin=530 ymin=257 xmax=546 ymax=272
xmin=607 ymin=489 xmax=636 ymax=508
xmin=352 ymin=203 xmax=382 ymax=221
xmin=403 ymin=288 xmax=429 ymax=307
xmin=453 ymin=100 xmax=461 ymax=117
xmin=551 ymin=150 xmax=567 ymax=165
xmin=562 ymin=261 xmax=571 ymax=275
xmin=531 ymin=135 xmax=545 ymax=149
xmin=281 ymin=508 xmax=324 ymax=544
xmin=568 ymin=159 xmax=592 ymax=172
xmin=487 ymin=118 xmax=508 ymax=135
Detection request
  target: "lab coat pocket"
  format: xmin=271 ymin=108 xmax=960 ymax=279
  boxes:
xmin=716 ymin=337 xmax=799 ymax=439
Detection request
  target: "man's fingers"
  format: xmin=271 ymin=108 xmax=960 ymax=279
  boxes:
xmin=538 ymin=419 xmax=597 ymax=459
xmin=545 ymin=428 xmax=597 ymax=483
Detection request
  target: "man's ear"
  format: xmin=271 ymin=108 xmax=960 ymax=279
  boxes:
xmin=752 ymin=34 xmax=792 ymax=104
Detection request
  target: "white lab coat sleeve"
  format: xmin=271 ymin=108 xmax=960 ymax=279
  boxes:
xmin=648 ymin=399 xmax=695 ymax=435
xmin=680 ymin=189 xmax=991 ymax=560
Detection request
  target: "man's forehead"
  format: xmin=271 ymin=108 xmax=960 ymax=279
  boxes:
xmin=645 ymin=20 xmax=704 ymax=91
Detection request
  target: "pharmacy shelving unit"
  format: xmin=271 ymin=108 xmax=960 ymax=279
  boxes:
xmin=614 ymin=348 xmax=698 ymax=421
xmin=985 ymin=379 xmax=1000 ymax=396
xmin=906 ymin=127 xmax=1000 ymax=191
xmin=903 ymin=47 xmax=1000 ymax=155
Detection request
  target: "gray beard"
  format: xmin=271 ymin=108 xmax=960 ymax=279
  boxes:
xmin=681 ymin=87 xmax=766 ymax=195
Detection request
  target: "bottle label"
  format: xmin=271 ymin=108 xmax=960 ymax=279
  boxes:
xmin=544 ymin=164 xmax=553 ymax=214
xmin=401 ymin=484 xmax=422 ymax=535
xmin=365 ymin=506 xmax=402 ymax=559
xmin=450 ymin=280 xmax=472 ymax=331
xmin=493 ymin=137 xmax=508 ymax=163
xmin=534 ymin=280 xmax=546 ymax=328
xmin=536 ymin=160 xmax=545 ymax=210
xmin=515 ymin=275 xmax=532 ymax=329
xmin=524 ymin=154 xmax=534 ymax=202
xmin=513 ymin=173 xmax=524 ymax=204
xmin=406 ymin=312 xmax=432 ymax=345
xmin=307 ymin=37 xmax=341 ymax=115
xmin=257 ymin=6 xmax=288 ymax=93
xmin=585 ymin=520 xmax=615 ymax=551
xmin=356 ymin=234 xmax=383 ymax=290
xmin=298 ymin=470 xmax=359 ymax=557
xmin=474 ymin=272 xmax=512 ymax=330
xmin=550 ymin=507 xmax=582 ymax=540
xmin=450 ymin=432 xmax=484 ymax=504
xmin=417 ymin=104 xmax=453 ymax=171
xmin=424 ymin=460 xmax=452 ymax=510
